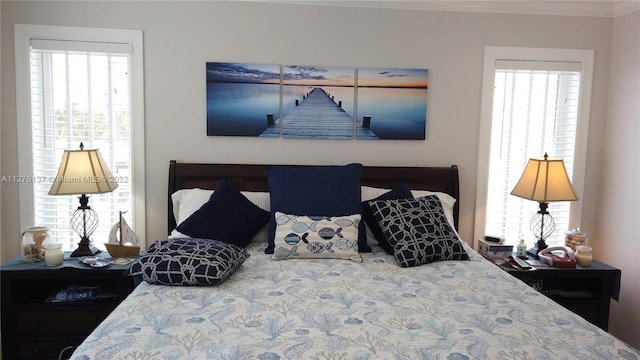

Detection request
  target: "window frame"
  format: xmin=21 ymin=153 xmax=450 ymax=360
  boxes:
xmin=473 ymin=46 xmax=594 ymax=247
xmin=14 ymin=24 xmax=146 ymax=245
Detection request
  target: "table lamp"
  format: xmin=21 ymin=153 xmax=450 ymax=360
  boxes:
xmin=510 ymin=153 xmax=579 ymax=258
xmin=49 ymin=142 xmax=119 ymax=257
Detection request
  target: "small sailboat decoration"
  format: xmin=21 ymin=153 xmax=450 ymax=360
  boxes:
xmin=105 ymin=211 xmax=140 ymax=257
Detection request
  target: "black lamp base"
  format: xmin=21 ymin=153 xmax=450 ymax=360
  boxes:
xmin=70 ymin=238 xmax=101 ymax=257
xmin=527 ymin=239 xmax=548 ymax=259
xmin=69 ymin=194 xmax=101 ymax=257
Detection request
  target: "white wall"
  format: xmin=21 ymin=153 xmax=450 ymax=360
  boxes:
xmin=2 ymin=0 xmax=636 ymax=348
xmin=597 ymin=9 xmax=640 ymax=350
xmin=0 ymin=1 xmax=3 ymax=264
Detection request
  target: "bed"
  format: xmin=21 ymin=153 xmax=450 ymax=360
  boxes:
xmin=70 ymin=161 xmax=638 ymax=360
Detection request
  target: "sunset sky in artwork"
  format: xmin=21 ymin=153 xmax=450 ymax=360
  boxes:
xmin=207 ymin=63 xmax=428 ymax=89
xmin=283 ymin=65 xmax=355 ymax=87
xmin=357 ymin=68 xmax=428 ymax=88
xmin=206 ymin=63 xmax=280 ymax=84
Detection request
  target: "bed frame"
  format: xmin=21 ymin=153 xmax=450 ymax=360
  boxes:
xmin=167 ymin=160 xmax=459 ymax=234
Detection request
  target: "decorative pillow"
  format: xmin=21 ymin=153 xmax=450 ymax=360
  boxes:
xmin=369 ymin=195 xmax=469 ymax=268
xmin=361 ymin=186 xmax=458 ymax=244
xmin=176 ymin=180 xmax=270 ymax=247
xmin=361 ymin=183 xmax=414 ymax=254
xmin=267 ymin=164 xmax=367 ymax=254
xmin=271 ymin=212 xmax=362 ymax=262
xmin=411 ymin=190 xmax=457 ymax=231
xmin=170 ymin=188 xmax=271 ymax=242
xmin=127 ymin=238 xmax=249 ymax=286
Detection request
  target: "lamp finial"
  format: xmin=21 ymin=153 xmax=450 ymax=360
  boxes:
xmin=79 ymin=142 xmax=84 ymax=150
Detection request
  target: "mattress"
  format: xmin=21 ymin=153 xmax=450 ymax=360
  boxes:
xmin=70 ymin=242 xmax=638 ymax=359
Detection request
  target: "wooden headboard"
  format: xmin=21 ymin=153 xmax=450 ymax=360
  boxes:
xmin=168 ymin=161 xmax=459 ymax=234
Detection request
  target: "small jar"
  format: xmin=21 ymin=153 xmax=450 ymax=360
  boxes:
xmin=516 ymin=239 xmax=528 ymax=258
xmin=575 ymin=245 xmax=593 ymax=267
xmin=22 ymin=226 xmax=50 ymax=262
xmin=44 ymin=243 xmax=64 ymax=266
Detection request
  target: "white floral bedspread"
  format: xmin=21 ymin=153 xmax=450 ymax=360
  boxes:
xmin=72 ymin=243 xmax=638 ymax=360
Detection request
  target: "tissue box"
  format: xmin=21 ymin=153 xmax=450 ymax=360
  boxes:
xmin=478 ymin=239 xmax=513 ymax=259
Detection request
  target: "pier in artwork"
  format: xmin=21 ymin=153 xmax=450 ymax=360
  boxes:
xmin=259 ymin=88 xmax=378 ymax=139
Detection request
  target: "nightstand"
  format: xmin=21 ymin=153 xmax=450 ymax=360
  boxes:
xmin=502 ymin=257 xmax=621 ymax=331
xmin=1 ymin=252 xmax=137 ymax=360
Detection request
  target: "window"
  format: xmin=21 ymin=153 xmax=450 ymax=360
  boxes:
xmin=15 ymin=24 xmax=145 ymax=251
xmin=474 ymin=47 xmax=594 ymax=247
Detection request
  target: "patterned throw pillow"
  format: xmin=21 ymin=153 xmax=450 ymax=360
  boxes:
xmin=361 ymin=183 xmax=414 ymax=254
xmin=266 ymin=164 xmax=368 ymax=254
xmin=127 ymin=238 xmax=250 ymax=285
xmin=369 ymin=196 xmax=469 ymax=268
xmin=271 ymin=212 xmax=362 ymax=262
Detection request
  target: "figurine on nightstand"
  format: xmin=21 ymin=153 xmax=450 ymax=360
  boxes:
xmin=105 ymin=211 xmax=140 ymax=257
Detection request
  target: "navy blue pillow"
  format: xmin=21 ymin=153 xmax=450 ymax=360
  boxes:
xmin=127 ymin=238 xmax=249 ymax=286
xmin=266 ymin=164 xmax=366 ymax=254
xmin=370 ymin=196 xmax=469 ymax=268
xmin=362 ymin=183 xmax=414 ymax=254
xmin=176 ymin=180 xmax=270 ymax=247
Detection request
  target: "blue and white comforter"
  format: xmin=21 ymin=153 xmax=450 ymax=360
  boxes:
xmin=72 ymin=243 xmax=638 ymax=360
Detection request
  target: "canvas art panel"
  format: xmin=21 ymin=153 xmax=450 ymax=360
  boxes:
xmin=206 ymin=62 xmax=281 ymax=137
xmin=206 ymin=62 xmax=428 ymax=140
xmin=356 ymin=67 xmax=428 ymax=140
xmin=278 ymin=65 xmax=357 ymax=139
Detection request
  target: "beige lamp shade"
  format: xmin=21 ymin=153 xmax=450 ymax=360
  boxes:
xmin=511 ymin=153 xmax=579 ymax=202
xmin=49 ymin=144 xmax=119 ymax=195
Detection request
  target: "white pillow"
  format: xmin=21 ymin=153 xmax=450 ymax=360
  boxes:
xmin=169 ymin=188 xmax=270 ymax=242
xmin=171 ymin=188 xmax=214 ymax=225
xmin=361 ymin=185 xmax=390 ymax=201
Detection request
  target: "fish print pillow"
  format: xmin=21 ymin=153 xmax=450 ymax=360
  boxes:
xmin=271 ymin=212 xmax=362 ymax=262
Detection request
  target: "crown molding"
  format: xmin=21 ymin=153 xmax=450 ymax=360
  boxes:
xmin=253 ymin=0 xmax=639 ymax=18
xmin=613 ymin=0 xmax=640 ymax=16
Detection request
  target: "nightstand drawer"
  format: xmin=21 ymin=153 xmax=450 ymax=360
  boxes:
xmin=556 ymin=301 xmax=599 ymax=324
xmin=12 ymin=335 xmax=84 ymax=360
xmin=16 ymin=306 xmax=113 ymax=333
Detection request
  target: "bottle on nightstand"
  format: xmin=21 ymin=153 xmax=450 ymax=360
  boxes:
xmin=517 ymin=239 xmax=528 ymax=259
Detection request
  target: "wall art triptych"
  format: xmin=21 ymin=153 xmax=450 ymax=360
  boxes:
xmin=206 ymin=62 xmax=428 ymax=140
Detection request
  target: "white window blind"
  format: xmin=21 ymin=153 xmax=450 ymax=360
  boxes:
xmin=29 ymin=40 xmax=134 ymax=251
xmin=484 ymin=61 xmax=581 ymax=247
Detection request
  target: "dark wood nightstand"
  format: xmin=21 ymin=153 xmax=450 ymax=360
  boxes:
xmin=500 ymin=257 xmax=621 ymax=331
xmin=1 ymin=252 xmax=137 ymax=360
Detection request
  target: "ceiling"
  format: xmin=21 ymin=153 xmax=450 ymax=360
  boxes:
xmin=253 ymin=0 xmax=640 ymax=17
